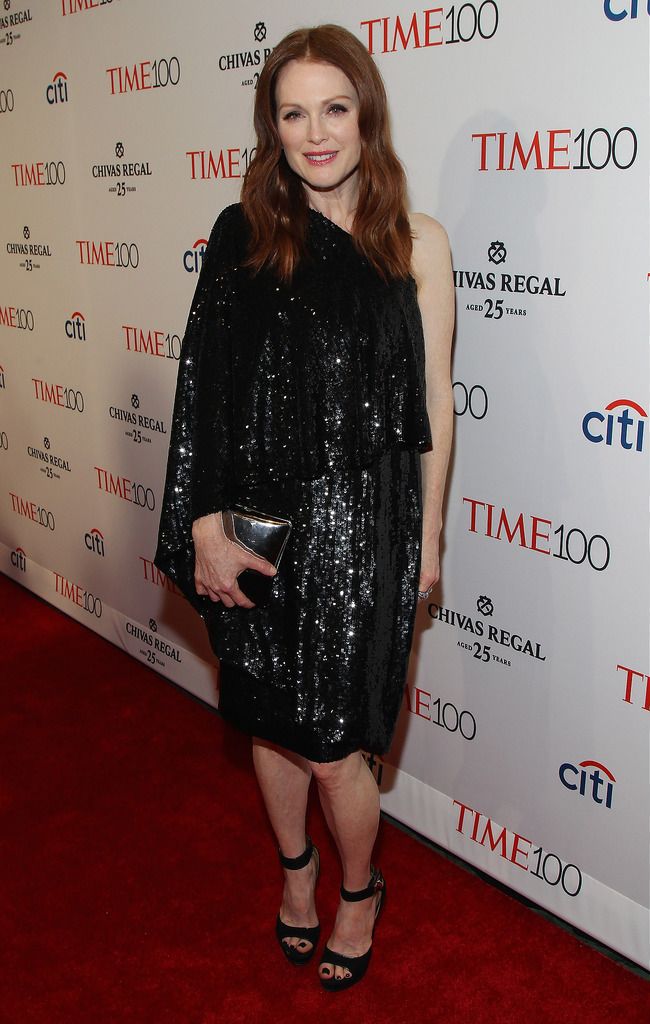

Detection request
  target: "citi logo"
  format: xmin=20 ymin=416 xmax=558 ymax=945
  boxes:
xmin=11 ymin=546 xmax=27 ymax=572
xmin=46 ymin=71 xmax=69 ymax=104
xmin=65 ymin=310 xmax=86 ymax=341
xmin=183 ymin=237 xmax=208 ymax=274
xmin=559 ymin=760 xmax=616 ymax=808
xmin=604 ymin=0 xmax=650 ymax=19
xmin=582 ymin=398 xmax=646 ymax=452
xmin=84 ymin=527 xmax=105 ymax=557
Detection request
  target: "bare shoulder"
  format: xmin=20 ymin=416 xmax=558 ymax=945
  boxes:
xmin=408 ymin=211 xmax=452 ymax=281
xmin=408 ymin=210 xmax=448 ymax=243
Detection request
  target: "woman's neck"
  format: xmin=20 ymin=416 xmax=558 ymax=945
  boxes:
xmin=304 ymin=179 xmax=359 ymax=233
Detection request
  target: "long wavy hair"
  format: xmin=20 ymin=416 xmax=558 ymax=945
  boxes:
xmin=240 ymin=24 xmax=412 ymax=283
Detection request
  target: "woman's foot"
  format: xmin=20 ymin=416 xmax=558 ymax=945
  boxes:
xmin=318 ymin=881 xmax=382 ymax=982
xmin=278 ymin=844 xmax=320 ymax=956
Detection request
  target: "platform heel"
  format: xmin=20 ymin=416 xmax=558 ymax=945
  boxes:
xmin=275 ymin=834 xmax=321 ymax=965
xmin=319 ymin=865 xmax=385 ymax=991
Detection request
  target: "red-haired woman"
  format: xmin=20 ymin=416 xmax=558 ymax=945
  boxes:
xmin=155 ymin=23 xmax=454 ymax=991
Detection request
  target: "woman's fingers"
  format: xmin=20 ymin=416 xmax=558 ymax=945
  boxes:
xmin=200 ymin=571 xmax=256 ymax=609
xmin=214 ymin=582 xmax=254 ymax=609
xmin=231 ymin=582 xmax=256 ymax=609
xmin=194 ymin=524 xmax=278 ymax=608
xmin=216 ymin=556 xmax=277 ymax=608
xmin=249 ymin=553 xmax=279 ymax=577
xmin=194 ymin=576 xmax=222 ymax=603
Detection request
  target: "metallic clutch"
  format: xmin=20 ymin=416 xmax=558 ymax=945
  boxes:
xmin=221 ymin=503 xmax=292 ymax=607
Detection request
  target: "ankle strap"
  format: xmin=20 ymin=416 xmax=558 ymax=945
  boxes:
xmin=278 ymin=834 xmax=313 ymax=870
xmin=340 ymin=865 xmax=384 ymax=902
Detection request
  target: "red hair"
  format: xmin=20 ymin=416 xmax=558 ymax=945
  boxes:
xmin=240 ymin=24 xmax=412 ymax=283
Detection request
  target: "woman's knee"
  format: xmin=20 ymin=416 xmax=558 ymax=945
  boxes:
xmin=308 ymin=750 xmax=362 ymax=787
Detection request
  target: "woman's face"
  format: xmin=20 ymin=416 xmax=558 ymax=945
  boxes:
xmin=275 ymin=59 xmax=362 ymax=199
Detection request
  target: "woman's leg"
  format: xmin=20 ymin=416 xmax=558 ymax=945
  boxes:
xmin=251 ymin=736 xmax=318 ymax=953
xmin=308 ymin=751 xmax=382 ymax=982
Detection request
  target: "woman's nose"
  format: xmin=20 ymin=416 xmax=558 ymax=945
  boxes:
xmin=307 ymin=117 xmax=327 ymax=145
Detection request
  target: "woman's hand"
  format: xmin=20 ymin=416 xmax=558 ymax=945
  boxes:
xmin=191 ymin=511 xmax=277 ymax=609
xmin=418 ymin=524 xmax=441 ymax=597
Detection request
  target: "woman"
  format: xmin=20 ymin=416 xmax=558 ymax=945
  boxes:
xmin=154 ymin=24 xmax=454 ymax=990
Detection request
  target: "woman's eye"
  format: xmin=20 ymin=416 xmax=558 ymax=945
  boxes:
xmin=281 ymin=105 xmax=347 ymax=121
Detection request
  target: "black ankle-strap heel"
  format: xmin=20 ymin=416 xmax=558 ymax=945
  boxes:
xmin=319 ymin=864 xmax=385 ymax=991
xmin=275 ymin=834 xmax=321 ymax=966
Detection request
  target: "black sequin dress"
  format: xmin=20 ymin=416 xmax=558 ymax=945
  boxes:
xmin=154 ymin=203 xmax=432 ymax=762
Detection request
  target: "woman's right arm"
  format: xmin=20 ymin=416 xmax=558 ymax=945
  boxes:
xmin=154 ymin=205 xmax=275 ymax=611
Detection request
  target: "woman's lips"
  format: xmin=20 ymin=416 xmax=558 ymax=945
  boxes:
xmin=304 ymin=151 xmax=338 ymax=165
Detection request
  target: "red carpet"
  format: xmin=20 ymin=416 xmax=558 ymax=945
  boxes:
xmin=1 ymin=572 xmax=648 ymax=1024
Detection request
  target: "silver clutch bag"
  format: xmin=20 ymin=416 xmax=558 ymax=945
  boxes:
xmin=221 ymin=503 xmax=292 ymax=606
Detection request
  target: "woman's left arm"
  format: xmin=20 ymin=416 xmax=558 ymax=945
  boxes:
xmin=410 ymin=212 xmax=455 ymax=591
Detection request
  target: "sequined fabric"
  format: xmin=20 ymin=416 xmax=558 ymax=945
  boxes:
xmin=211 ymin=448 xmax=422 ymax=761
xmin=154 ymin=203 xmax=432 ymax=761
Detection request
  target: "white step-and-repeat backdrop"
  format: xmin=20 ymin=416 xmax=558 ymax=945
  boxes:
xmin=1 ymin=0 xmax=648 ymax=968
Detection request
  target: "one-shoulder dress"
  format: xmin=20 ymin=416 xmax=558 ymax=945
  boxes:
xmin=154 ymin=203 xmax=432 ymax=763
